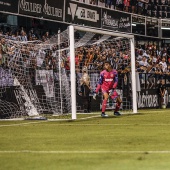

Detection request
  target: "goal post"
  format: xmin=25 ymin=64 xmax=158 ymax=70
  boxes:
xmin=130 ymin=37 xmax=137 ymax=114
xmin=69 ymin=25 xmax=137 ymax=119
xmin=69 ymin=26 xmax=77 ymax=120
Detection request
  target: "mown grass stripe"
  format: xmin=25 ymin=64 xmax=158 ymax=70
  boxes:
xmin=1 ymin=122 xmax=170 ymax=127
xmin=0 ymin=150 xmax=170 ymax=154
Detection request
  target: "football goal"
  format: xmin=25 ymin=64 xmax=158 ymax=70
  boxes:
xmin=68 ymin=25 xmax=137 ymax=119
xmin=0 ymin=25 xmax=137 ymax=120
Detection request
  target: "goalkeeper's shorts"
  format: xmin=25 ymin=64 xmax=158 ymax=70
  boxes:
xmin=101 ymin=88 xmax=118 ymax=100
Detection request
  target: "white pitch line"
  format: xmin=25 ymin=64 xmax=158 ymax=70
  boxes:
xmin=48 ymin=115 xmax=100 ymax=121
xmin=0 ymin=150 xmax=170 ymax=154
xmin=0 ymin=115 xmax=101 ymax=127
xmin=0 ymin=121 xmax=48 ymax=127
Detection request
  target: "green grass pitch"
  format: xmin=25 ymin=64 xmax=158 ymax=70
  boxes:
xmin=0 ymin=109 xmax=170 ymax=170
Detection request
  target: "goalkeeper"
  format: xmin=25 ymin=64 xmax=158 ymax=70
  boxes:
xmin=93 ymin=61 xmax=122 ymax=117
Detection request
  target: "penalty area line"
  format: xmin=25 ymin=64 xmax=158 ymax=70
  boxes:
xmin=1 ymin=150 xmax=170 ymax=154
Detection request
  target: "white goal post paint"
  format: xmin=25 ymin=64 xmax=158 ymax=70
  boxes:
xmin=69 ymin=25 xmax=137 ymax=119
xmin=130 ymin=38 xmax=137 ymax=113
xmin=69 ymin=26 xmax=77 ymax=120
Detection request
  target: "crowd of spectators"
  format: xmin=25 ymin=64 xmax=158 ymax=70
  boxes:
xmin=0 ymin=25 xmax=57 ymax=67
xmin=76 ymin=0 xmax=170 ymax=18
xmin=135 ymin=43 xmax=170 ymax=88
xmin=0 ymin=26 xmax=170 ymax=90
xmin=73 ymin=39 xmax=170 ymax=90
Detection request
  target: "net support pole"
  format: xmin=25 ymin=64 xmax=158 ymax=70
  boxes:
xmin=130 ymin=37 xmax=137 ymax=113
xmin=58 ymin=29 xmax=63 ymax=114
xmin=69 ymin=25 xmax=77 ymax=120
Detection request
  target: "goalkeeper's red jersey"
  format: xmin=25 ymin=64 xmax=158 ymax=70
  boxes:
xmin=95 ymin=69 xmax=118 ymax=92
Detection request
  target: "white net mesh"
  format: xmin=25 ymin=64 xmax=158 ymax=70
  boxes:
xmin=0 ymin=27 xmax=132 ymax=119
xmin=71 ymin=30 xmax=131 ymax=113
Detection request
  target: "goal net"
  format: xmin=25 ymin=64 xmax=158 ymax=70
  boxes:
xmin=0 ymin=25 xmax=137 ymax=120
xmin=68 ymin=26 xmax=137 ymax=119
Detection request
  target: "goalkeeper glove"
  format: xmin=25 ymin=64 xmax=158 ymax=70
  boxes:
xmin=109 ymin=89 xmax=114 ymax=96
xmin=93 ymin=92 xmax=97 ymax=100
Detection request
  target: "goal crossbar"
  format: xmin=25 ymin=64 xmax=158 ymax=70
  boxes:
xmin=74 ymin=25 xmax=134 ymax=39
xmin=69 ymin=25 xmax=137 ymax=120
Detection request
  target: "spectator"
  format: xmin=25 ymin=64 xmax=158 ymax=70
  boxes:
xmin=79 ymin=66 xmax=91 ymax=113
xmin=139 ymin=56 xmax=150 ymax=67
xmin=157 ymin=79 xmax=166 ymax=108
xmin=124 ymin=0 xmax=130 ymax=12
xmin=116 ymin=0 xmax=124 ymax=10
xmin=130 ymin=0 xmax=137 ymax=13
xmin=159 ymin=57 xmax=167 ymax=73
xmin=20 ymin=30 xmax=28 ymax=41
xmin=105 ymin=0 xmax=113 ymax=8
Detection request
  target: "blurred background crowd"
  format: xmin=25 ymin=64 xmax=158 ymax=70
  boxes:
xmin=77 ymin=0 xmax=170 ymax=18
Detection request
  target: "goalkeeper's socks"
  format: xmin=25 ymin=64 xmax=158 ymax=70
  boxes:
xmin=102 ymin=99 xmax=107 ymax=112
